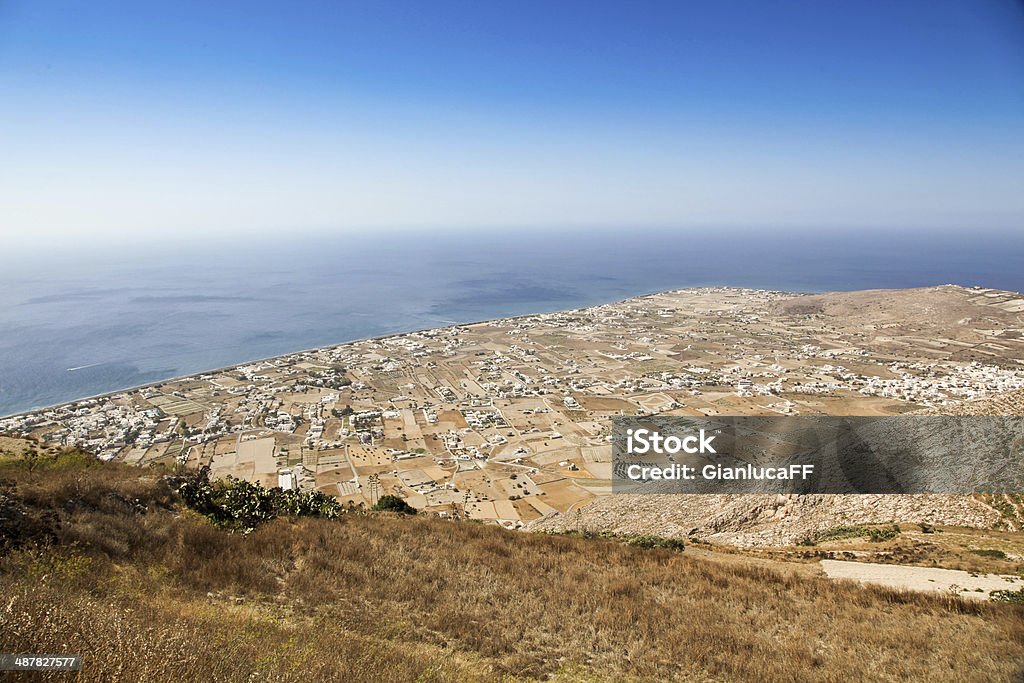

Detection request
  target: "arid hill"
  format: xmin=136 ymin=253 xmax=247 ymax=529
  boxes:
xmin=531 ymin=383 xmax=1024 ymax=548
xmin=2 ymin=440 xmax=1023 ymax=682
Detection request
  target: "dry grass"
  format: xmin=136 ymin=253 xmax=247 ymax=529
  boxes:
xmin=1 ymin=449 xmax=1023 ymax=681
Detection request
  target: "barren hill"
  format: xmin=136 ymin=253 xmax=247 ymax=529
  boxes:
xmin=530 ymin=376 xmax=1024 ymax=548
xmin=2 ymin=442 xmax=1023 ymax=682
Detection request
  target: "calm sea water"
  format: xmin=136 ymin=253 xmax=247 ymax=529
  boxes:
xmin=2 ymin=227 xmax=1022 ymax=416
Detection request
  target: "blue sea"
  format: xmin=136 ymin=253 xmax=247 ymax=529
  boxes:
xmin=2 ymin=226 xmax=1022 ymax=416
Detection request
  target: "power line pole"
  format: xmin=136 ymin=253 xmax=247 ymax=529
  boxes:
xmin=367 ymin=473 xmax=381 ymax=506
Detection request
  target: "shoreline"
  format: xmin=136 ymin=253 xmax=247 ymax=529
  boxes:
xmin=1 ymin=283 xmax=709 ymax=419
xmin=1 ymin=282 xmax=989 ymax=420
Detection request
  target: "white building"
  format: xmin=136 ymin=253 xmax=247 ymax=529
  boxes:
xmin=278 ymin=468 xmax=297 ymax=490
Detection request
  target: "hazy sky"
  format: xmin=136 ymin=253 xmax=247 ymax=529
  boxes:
xmin=1 ymin=0 xmax=1023 ymax=247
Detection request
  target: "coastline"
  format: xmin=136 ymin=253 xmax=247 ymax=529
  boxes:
xmin=1 ymin=283 xmax=720 ymax=419
xmin=2 ymin=282 xmax=998 ymax=420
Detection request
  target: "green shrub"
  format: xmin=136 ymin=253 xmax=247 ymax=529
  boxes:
xmin=801 ymin=524 xmax=901 ymax=546
xmin=371 ymin=495 xmax=417 ymax=515
xmin=990 ymin=588 xmax=1024 ymax=604
xmin=177 ymin=466 xmax=342 ymax=531
xmin=623 ymin=535 xmax=686 ymax=552
xmin=545 ymin=530 xmax=684 ymax=552
xmin=970 ymin=549 xmax=1008 ymax=560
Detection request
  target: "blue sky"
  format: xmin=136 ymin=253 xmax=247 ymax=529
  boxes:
xmin=1 ymin=0 xmax=1022 ymax=246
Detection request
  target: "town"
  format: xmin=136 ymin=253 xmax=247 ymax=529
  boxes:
xmin=4 ymin=285 xmax=1024 ymax=529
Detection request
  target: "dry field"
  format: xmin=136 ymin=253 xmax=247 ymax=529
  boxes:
xmin=1 ymin=444 xmax=1023 ymax=682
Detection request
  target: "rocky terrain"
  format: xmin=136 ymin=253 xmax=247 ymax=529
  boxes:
xmin=531 ymin=390 xmax=1024 ymax=546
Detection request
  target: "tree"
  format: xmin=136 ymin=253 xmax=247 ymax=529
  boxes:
xmin=20 ymin=443 xmax=42 ymax=473
xmin=371 ymin=495 xmax=416 ymax=515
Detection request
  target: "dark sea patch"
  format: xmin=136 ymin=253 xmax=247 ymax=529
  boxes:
xmin=21 ymin=288 xmax=129 ymax=305
xmin=433 ymin=279 xmax=580 ymax=311
xmin=129 ymin=294 xmax=259 ymax=304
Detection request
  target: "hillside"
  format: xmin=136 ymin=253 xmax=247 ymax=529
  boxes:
xmin=1 ymin=440 xmax=1023 ymax=682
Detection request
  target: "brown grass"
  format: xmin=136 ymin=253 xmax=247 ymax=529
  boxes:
xmin=1 ymin=449 xmax=1023 ymax=681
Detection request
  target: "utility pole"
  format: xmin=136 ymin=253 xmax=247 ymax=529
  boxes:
xmin=367 ymin=473 xmax=381 ymax=506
